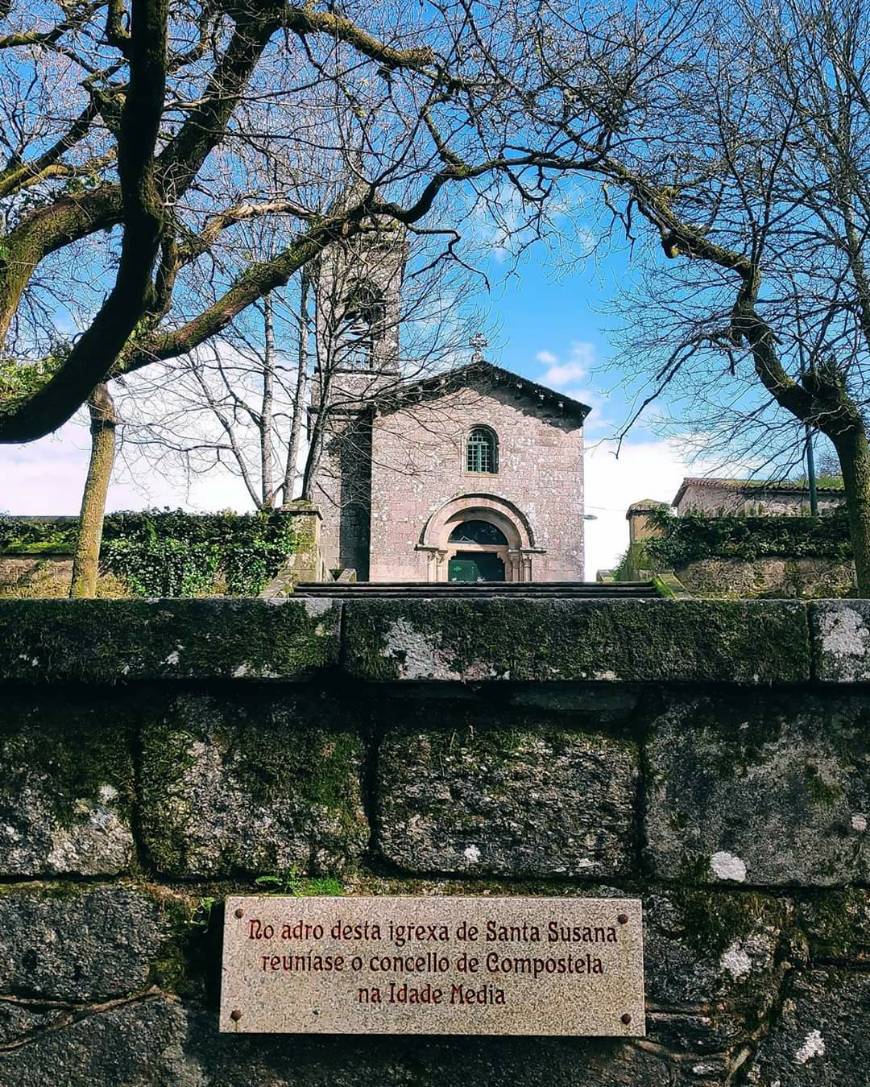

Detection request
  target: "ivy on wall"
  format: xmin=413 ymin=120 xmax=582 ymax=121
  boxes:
xmin=645 ymin=508 xmax=853 ymax=568
xmin=0 ymin=510 xmax=297 ymax=596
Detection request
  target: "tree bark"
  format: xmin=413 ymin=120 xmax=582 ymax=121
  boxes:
xmin=283 ymin=268 xmax=309 ymax=505
xmin=260 ymin=292 xmax=276 ymax=506
xmin=69 ymin=384 xmax=118 ymax=598
xmin=832 ymin=425 xmax=870 ymax=597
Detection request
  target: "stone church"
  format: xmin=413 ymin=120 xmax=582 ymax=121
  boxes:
xmin=309 ymin=227 xmax=589 ymax=583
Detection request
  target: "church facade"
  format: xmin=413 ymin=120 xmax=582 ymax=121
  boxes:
xmin=309 ymin=233 xmax=589 ymax=583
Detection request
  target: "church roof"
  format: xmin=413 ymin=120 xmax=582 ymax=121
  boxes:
xmin=673 ymin=476 xmax=845 ymax=506
xmin=374 ymin=360 xmax=591 ymax=422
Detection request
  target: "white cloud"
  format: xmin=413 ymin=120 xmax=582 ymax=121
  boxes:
xmin=543 ymin=361 xmax=587 ymax=386
xmin=539 ymin=340 xmax=597 ymax=388
xmin=0 ymin=419 xmax=256 ymax=516
xmin=583 ymin=438 xmax=703 ymax=579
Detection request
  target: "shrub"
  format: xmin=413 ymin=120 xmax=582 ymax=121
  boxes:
xmin=0 ymin=509 xmax=298 ymax=596
xmin=100 ymin=509 xmax=297 ymax=596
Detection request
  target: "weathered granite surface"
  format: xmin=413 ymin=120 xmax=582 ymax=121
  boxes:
xmin=811 ymin=600 xmax=870 ymax=681
xmin=645 ymin=695 xmax=870 ymax=887
xmin=0 ymin=886 xmax=164 ymax=1001
xmin=342 ymin=599 xmax=811 ymax=682
xmin=0 ymin=998 xmax=201 ymax=1087
xmin=797 ymin=889 xmax=870 ymax=962
xmin=140 ymin=692 xmax=368 ymax=877
xmin=745 ymin=969 xmax=870 ymax=1085
xmin=0 ymin=598 xmax=340 ymax=682
xmin=185 ymin=1027 xmax=669 ymax=1086
xmin=0 ymin=694 xmax=135 ymax=876
xmin=377 ymin=722 xmax=638 ymax=877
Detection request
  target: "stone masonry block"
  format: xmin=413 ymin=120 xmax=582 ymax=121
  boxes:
xmin=796 ymin=889 xmax=870 ymax=963
xmin=377 ymin=723 xmax=638 ymax=877
xmin=0 ymin=694 xmax=134 ymax=876
xmin=141 ymin=692 xmax=368 ymax=877
xmin=645 ymin=696 xmax=870 ymax=886
xmin=811 ymin=600 xmax=870 ymax=682
xmin=642 ymin=887 xmax=792 ymax=1060
xmin=0 ymin=997 xmax=201 ymax=1087
xmin=0 ymin=885 xmax=163 ymax=1002
xmin=343 ymin=599 xmax=811 ymax=683
xmin=745 ymin=969 xmax=870 ymax=1086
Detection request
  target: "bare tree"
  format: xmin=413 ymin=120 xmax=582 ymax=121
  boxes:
xmin=528 ymin=0 xmax=870 ymax=590
xmin=0 ymin=0 xmax=632 ymax=446
xmin=114 ymin=224 xmax=479 ymax=512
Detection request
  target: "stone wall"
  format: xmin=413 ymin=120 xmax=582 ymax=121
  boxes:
xmin=0 ymin=598 xmax=869 ymax=1085
xmin=674 ymin=556 xmax=856 ymax=598
xmin=674 ymin=481 xmax=844 ymax=517
xmin=0 ymin=554 xmax=73 ymax=597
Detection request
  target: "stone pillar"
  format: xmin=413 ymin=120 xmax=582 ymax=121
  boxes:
xmin=626 ymin=501 xmax=668 ymax=549
xmin=260 ymin=502 xmax=323 ymax=596
xmin=624 ymin=500 xmax=669 ymax=580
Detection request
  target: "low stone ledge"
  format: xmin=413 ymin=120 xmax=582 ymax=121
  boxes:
xmin=9 ymin=596 xmax=870 ymax=685
xmin=376 ymin=723 xmax=639 ymax=878
xmin=342 ymin=599 xmax=811 ymax=683
xmin=0 ymin=598 xmax=340 ymax=682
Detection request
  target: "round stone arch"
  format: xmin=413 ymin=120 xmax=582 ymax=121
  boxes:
xmin=417 ymin=494 xmax=541 ymax=581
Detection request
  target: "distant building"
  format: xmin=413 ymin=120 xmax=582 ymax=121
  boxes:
xmin=672 ymin=477 xmax=845 ymax=517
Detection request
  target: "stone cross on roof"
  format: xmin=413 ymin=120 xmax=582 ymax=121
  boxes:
xmin=470 ymin=332 xmax=488 ymax=363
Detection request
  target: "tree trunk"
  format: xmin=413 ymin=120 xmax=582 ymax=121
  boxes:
xmin=69 ymin=383 xmax=118 ymax=598
xmin=283 ymin=268 xmax=309 ymax=505
xmin=832 ymin=425 xmax=870 ymax=597
xmin=260 ymin=292 xmax=276 ymax=506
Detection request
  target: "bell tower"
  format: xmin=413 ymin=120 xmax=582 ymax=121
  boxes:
xmin=311 ymin=219 xmax=407 ymax=412
xmin=309 ymin=218 xmax=408 ymax=580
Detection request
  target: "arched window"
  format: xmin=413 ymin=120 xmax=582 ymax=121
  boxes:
xmin=466 ymin=426 xmax=498 ymax=473
xmin=448 ymin=519 xmax=508 ymax=545
xmin=338 ymin=282 xmax=385 ymax=369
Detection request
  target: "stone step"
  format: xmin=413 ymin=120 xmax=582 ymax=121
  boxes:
xmin=293 ymin=581 xmax=660 ymax=599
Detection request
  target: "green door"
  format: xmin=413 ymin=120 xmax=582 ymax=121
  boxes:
xmin=448 ymin=551 xmax=506 ymax=582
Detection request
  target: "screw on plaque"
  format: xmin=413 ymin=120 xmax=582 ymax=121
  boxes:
xmin=621 ymin=1013 xmax=632 ymax=1025
xmin=234 ymin=908 xmax=244 ymax=918
xmin=617 ymin=913 xmax=628 ymax=924
xmin=230 ymin=1009 xmax=242 ymax=1022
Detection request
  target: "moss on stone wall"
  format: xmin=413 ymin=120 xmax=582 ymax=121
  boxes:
xmin=342 ymin=599 xmax=812 ymax=683
xmin=0 ymin=598 xmax=341 ymax=682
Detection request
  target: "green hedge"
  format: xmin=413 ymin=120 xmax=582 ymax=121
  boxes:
xmin=645 ymin=508 xmax=852 ymax=567
xmin=0 ymin=510 xmax=297 ymax=596
xmin=0 ymin=515 xmax=78 ymax=554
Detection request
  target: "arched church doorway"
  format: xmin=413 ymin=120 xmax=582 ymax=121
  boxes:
xmin=417 ymin=496 xmax=540 ymax=582
xmin=446 ymin=519 xmax=508 ymax=582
